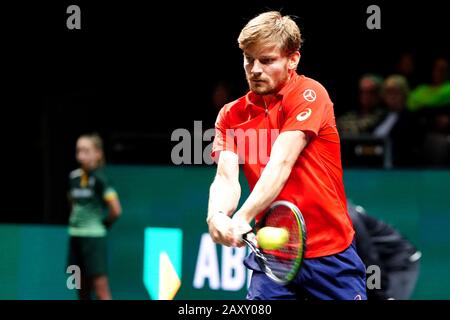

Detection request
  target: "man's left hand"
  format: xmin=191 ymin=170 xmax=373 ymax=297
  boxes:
xmin=231 ymin=213 xmax=252 ymax=247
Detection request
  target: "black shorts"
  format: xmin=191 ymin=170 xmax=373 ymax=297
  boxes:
xmin=68 ymin=236 xmax=108 ymax=277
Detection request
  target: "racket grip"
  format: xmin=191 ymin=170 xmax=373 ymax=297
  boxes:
xmin=243 ymin=231 xmax=257 ymax=245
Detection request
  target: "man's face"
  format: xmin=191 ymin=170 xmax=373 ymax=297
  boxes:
xmin=432 ymin=58 xmax=449 ymax=85
xmin=383 ymin=85 xmax=405 ymax=112
xmin=359 ymin=79 xmax=380 ymax=111
xmin=243 ymin=44 xmax=297 ymax=95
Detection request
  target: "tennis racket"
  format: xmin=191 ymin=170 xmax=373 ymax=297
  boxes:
xmin=241 ymin=200 xmax=307 ymax=285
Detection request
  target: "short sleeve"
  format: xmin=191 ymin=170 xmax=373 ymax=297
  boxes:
xmin=96 ymin=170 xmax=118 ymax=202
xmin=280 ymin=82 xmax=332 ymax=137
xmin=211 ymin=107 xmax=237 ymax=161
xmin=103 ymin=187 xmax=118 ymax=201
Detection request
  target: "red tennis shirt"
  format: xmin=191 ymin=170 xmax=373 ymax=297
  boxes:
xmin=212 ymin=73 xmax=354 ymax=258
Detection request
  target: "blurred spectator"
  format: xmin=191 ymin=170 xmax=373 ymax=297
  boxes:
xmin=422 ymin=120 xmax=450 ymax=166
xmin=68 ymin=133 xmax=122 ymax=300
xmin=408 ymin=57 xmax=450 ymax=166
xmin=337 ymin=74 xmax=385 ymax=135
xmin=348 ymin=201 xmax=421 ymax=300
xmin=212 ymin=81 xmax=232 ymax=111
xmin=373 ymin=75 xmax=419 ymax=166
xmin=408 ymin=57 xmax=450 ymax=111
xmin=395 ymin=52 xmax=418 ymax=89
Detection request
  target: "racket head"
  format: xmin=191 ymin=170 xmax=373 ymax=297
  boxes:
xmin=254 ymin=200 xmax=307 ymax=284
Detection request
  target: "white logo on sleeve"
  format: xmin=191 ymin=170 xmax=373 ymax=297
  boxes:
xmin=296 ymin=108 xmax=312 ymax=121
xmin=303 ymin=89 xmax=317 ymax=102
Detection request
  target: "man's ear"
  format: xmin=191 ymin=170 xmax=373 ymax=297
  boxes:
xmin=289 ymin=51 xmax=301 ymax=70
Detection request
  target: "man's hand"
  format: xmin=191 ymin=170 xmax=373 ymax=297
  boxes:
xmin=207 ymin=212 xmax=236 ymax=246
xmin=231 ymin=212 xmax=252 ymax=247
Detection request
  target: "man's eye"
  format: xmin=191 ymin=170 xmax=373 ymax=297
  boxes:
xmin=261 ymin=58 xmax=274 ymax=64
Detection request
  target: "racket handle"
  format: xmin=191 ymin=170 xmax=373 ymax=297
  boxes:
xmin=242 ymin=231 xmax=257 ymax=245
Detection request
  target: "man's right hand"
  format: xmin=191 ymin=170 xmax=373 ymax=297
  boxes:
xmin=207 ymin=212 xmax=236 ymax=246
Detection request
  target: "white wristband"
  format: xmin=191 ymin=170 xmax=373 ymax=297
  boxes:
xmin=206 ymin=210 xmax=225 ymax=224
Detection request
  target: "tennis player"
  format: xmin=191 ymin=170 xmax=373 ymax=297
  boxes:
xmin=206 ymin=11 xmax=367 ymax=300
xmin=67 ymin=133 xmax=122 ymax=300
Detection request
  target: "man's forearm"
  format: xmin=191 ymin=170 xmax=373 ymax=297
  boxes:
xmin=235 ymin=131 xmax=307 ymax=223
xmin=207 ymin=175 xmax=241 ymax=221
xmin=235 ymin=160 xmax=292 ymax=222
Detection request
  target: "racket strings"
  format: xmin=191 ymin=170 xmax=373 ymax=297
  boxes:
xmin=260 ymin=211 xmax=299 ymax=278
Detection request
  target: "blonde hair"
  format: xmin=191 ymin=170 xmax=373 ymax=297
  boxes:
xmin=238 ymin=11 xmax=302 ymax=55
xmin=78 ymin=133 xmax=106 ymax=167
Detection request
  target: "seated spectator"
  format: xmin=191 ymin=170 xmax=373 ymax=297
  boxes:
xmin=373 ymin=75 xmax=419 ymax=166
xmin=394 ymin=52 xmax=419 ymax=89
xmin=338 ymin=74 xmax=385 ymax=136
xmin=348 ymin=201 xmax=421 ymax=300
xmin=408 ymin=57 xmax=450 ymax=166
xmin=408 ymin=57 xmax=450 ymax=112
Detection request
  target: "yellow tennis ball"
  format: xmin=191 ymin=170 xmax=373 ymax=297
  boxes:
xmin=257 ymin=227 xmax=289 ymax=250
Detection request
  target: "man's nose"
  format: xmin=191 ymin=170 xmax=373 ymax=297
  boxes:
xmin=251 ymin=60 xmax=263 ymax=75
